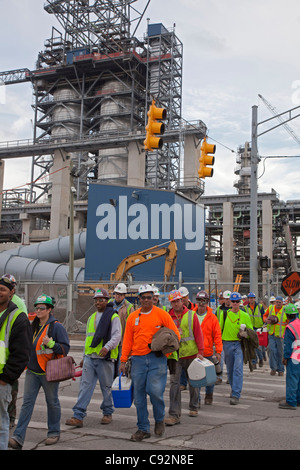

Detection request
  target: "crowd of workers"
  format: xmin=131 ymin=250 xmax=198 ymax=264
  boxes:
xmin=1 ymin=274 xmax=300 ymax=449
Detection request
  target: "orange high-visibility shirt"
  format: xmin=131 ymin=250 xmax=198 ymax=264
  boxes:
xmin=120 ymin=305 xmax=180 ymax=362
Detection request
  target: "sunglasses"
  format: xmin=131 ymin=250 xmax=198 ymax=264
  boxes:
xmin=94 ymin=298 xmax=107 ymax=302
xmin=140 ymin=295 xmax=153 ymax=300
xmin=35 ymin=306 xmax=49 ymax=311
xmin=231 ymin=300 xmax=240 ymax=303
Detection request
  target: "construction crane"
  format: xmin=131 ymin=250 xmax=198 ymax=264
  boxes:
xmin=258 ymin=94 xmax=300 ymax=145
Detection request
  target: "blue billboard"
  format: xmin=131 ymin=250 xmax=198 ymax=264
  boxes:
xmin=85 ymin=183 xmax=205 ymax=283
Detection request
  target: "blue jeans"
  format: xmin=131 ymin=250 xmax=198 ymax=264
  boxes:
xmin=0 ymin=383 xmax=12 ymax=450
xmin=131 ymin=352 xmax=167 ymax=433
xmin=286 ymin=359 xmax=300 ymax=407
xmin=268 ymin=334 xmax=284 ymax=373
xmin=73 ymin=356 xmax=115 ymax=419
xmin=13 ymin=369 xmax=60 ymax=446
xmin=223 ymin=341 xmax=244 ymax=399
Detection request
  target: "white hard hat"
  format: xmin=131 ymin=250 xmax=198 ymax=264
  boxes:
xmin=223 ymin=290 xmax=231 ymax=299
xmin=152 ymin=287 xmax=160 ymax=296
xmin=138 ymin=284 xmax=154 ymax=295
xmin=114 ymin=283 xmax=127 ymax=294
xmin=269 ymin=296 xmax=276 ymax=302
xmin=178 ymin=286 xmax=189 ymax=297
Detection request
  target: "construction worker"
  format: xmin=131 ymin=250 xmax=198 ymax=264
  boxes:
xmin=66 ymin=288 xmax=121 ymax=428
xmin=215 ymin=290 xmax=231 ymax=383
xmin=244 ymin=292 xmax=264 ymax=368
xmin=0 ymin=275 xmax=31 ymax=450
xmin=195 ymin=290 xmax=222 ymax=405
xmin=165 ymin=290 xmax=204 ymax=425
xmin=279 ymin=304 xmax=300 ymax=409
xmin=9 ymin=294 xmax=69 ymax=449
xmin=263 ymin=296 xmax=288 ymax=376
xmin=1 ymin=273 xmax=29 ymax=429
xmin=119 ymin=284 xmax=180 ymax=442
xmin=178 ymin=286 xmax=196 ymax=310
xmin=111 ymin=283 xmax=134 ymax=340
xmin=219 ymin=291 xmax=253 ymax=405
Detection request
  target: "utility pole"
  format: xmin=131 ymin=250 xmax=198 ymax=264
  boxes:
xmin=249 ymin=99 xmax=300 ymax=295
xmin=250 ymin=106 xmax=259 ymax=294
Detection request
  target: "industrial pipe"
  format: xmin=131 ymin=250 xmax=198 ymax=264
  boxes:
xmin=2 ymin=231 xmax=86 ymax=263
xmin=0 ymin=252 xmax=85 ymax=282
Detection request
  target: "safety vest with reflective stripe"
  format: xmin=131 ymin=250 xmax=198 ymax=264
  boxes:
xmin=35 ymin=322 xmax=64 ymax=372
xmin=178 ymin=309 xmax=198 ymax=359
xmin=286 ymin=319 xmax=300 ymax=362
xmin=266 ymin=305 xmax=288 ymax=338
xmin=85 ymin=311 xmax=119 ymax=359
xmin=0 ymin=307 xmax=25 ymax=374
xmin=245 ymin=304 xmax=263 ymax=328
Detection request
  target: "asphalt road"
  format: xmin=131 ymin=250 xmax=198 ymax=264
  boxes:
xmin=8 ymin=338 xmax=300 ymax=453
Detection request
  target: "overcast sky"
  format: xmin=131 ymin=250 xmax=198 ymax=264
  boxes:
xmin=1 ymin=0 xmax=300 ymax=201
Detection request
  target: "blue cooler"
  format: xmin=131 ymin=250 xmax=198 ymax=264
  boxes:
xmin=187 ymin=358 xmax=217 ymax=387
xmin=112 ymin=373 xmax=133 ymax=408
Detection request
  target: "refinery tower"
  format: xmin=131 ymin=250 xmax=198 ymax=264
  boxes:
xmin=0 ymin=0 xmax=207 ymax=242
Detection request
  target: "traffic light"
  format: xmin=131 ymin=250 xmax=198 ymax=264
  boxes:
xmin=260 ymin=256 xmax=271 ymax=270
xmin=198 ymin=137 xmax=216 ymax=178
xmin=144 ymin=99 xmax=167 ymax=151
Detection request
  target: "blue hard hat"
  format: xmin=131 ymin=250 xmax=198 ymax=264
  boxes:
xmin=230 ymin=292 xmax=242 ymax=301
xmin=275 ymin=296 xmax=283 ymax=301
xmin=248 ymin=292 xmax=256 ymax=298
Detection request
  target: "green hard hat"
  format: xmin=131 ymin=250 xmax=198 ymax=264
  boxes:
xmin=285 ymin=303 xmax=298 ymax=316
xmin=34 ymin=294 xmax=55 ymax=308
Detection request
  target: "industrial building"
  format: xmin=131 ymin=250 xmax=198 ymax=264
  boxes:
xmin=0 ymin=0 xmax=298 ymax=303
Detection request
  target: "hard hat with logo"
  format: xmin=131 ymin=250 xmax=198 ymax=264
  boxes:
xmin=94 ymin=288 xmax=110 ymax=299
xmin=269 ymin=296 xmax=276 ymax=302
xmin=230 ymin=292 xmax=242 ymax=301
xmin=168 ymin=290 xmax=183 ymax=302
xmin=248 ymin=292 xmax=256 ymax=298
xmin=114 ymin=283 xmax=127 ymax=294
xmin=196 ymin=290 xmax=209 ymax=301
xmin=34 ymin=294 xmax=55 ymax=308
xmin=285 ymin=303 xmax=298 ymax=316
xmin=178 ymin=286 xmax=189 ymax=297
xmin=223 ymin=290 xmax=231 ymax=299
xmin=138 ymin=284 xmax=154 ymax=295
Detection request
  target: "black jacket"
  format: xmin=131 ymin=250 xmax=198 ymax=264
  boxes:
xmin=0 ymin=301 xmax=32 ymax=385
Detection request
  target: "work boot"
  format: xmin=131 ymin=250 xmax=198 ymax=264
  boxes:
xmin=205 ymin=393 xmax=213 ymax=405
xmin=65 ymin=417 xmax=83 ymax=427
xmin=154 ymin=421 xmax=165 ymax=437
xmin=270 ymin=370 xmax=276 ymax=376
xmin=101 ymin=415 xmax=112 ymax=424
xmin=165 ymin=416 xmax=180 ymax=426
xmin=278 ymin=401 xmax=296 ymax=410
xmin=230 ymin=397 xmax=239 ymax=405
xmin=45 ymin=436 xmax=60 ymax=446
xmin=130 ymin=430 xmax=151 ymax=441
xmin=188 ymin=410 xmax=198 ymax=417
xmin=8 ymin=438 xmax=22 ymax=450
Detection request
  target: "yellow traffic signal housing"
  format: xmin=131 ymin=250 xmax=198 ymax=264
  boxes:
xmin=144 ymin=100 xmax=167 ymax=151
xmin=198 ymin=137 xmax=216 ymax=178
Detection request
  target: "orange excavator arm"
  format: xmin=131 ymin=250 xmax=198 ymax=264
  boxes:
xmin=110 ymin=240 xmax=178 ymax=282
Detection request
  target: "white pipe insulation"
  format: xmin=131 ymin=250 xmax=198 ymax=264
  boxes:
xmin=0 ymin=252 xmax=85 ymax=282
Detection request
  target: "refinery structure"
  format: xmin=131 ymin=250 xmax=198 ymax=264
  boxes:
xmin=0 ymin=0 xmax=299 ymax=304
